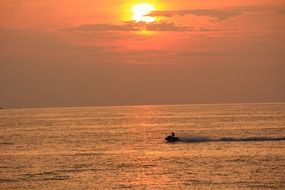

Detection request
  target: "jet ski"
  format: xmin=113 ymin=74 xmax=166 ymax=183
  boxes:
xmin=165 ymin=135 xmax=180 ymax=142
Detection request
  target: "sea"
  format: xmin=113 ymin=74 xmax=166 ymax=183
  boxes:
xmin=0 ymin=103 xmax=284 ymax=189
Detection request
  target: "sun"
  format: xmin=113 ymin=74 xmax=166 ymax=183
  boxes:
xmin=132 ymin=3 xmax=156 ymax=23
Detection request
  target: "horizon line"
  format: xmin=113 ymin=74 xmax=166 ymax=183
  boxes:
xmin=1 ymin=101 xmax=285 ymax=110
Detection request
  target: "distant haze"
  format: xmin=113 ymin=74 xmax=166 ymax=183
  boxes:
xmin=1 ymin=0 xmax=285 ymax=108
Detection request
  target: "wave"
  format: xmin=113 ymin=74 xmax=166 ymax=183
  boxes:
xmin=179 ymin=137 xmax=285 ymax=143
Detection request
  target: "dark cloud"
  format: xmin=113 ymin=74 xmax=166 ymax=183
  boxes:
xmin=148 ymin=6 xmax=285 ymax=21
xmin=190 ymin=9 xmax=242 ymax=21
xmin=61 ymin=21 xmax=219 ymax=32
xmin=277 ymin=8 xmax=285 ymax=16
xmin=132 ymin=21 xmax=189 ymax=32
xmin=148 ymin=9 xmax=242 ymax=21
xmin=148 ymin=10 xmax=192 ymax=17
xmin=60 ymin=24 xmax=137 ymax=32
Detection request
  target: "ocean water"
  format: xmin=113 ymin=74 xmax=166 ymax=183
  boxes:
xmin=0 ymin=103 xmax=284 ymax=189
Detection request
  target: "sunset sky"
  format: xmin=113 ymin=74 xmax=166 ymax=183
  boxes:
xmin=1 ymin=0 xmax=285 ymax=108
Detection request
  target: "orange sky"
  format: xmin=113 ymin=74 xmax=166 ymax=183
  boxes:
xmin=0 ymin=0 xmax=285 ymax=107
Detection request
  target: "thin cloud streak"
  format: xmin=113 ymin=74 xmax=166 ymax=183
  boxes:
xmin=61 ymin=21 xmax=218 ymax=32
xmin=148 ymin=6 xmax=285 ymax=21
xmin=149 ymin=10 xmax=242 ymax=21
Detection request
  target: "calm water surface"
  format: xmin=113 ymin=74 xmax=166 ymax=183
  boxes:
xmin=0 ymin=103 xmax=285 ymax=189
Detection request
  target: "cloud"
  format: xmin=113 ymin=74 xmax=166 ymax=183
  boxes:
xmin=60 ymin=24 xmax=137 ymax=32
xmin=61 ymin=6 xmax=285 ymax=33
xmin=149 ymin=9 xmax=242 ymax=21
xmin=277 ymin=8 xmax=285 ymax=16
xmin=190 ymin=10 xmax=242 ymax=21
xmin=59 ymin=6 xmax=285 ymax=34
xmin=132 ymin=21 xmax=189 ymax=32
xmin=148 ymin=6 xmax=285 ymax=21
xmin=61 ymin=21 xmax=196 ymax=32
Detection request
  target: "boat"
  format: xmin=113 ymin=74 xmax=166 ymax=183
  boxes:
xmin=165 ymin=135 xmax=180 ymax=142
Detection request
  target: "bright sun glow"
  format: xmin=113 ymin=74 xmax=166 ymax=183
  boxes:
xmin=132 ymin=3 xmax=156 ymax=23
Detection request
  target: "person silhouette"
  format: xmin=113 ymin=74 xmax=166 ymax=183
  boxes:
xmin=171 ymin=132 xmax=175 ymax=137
